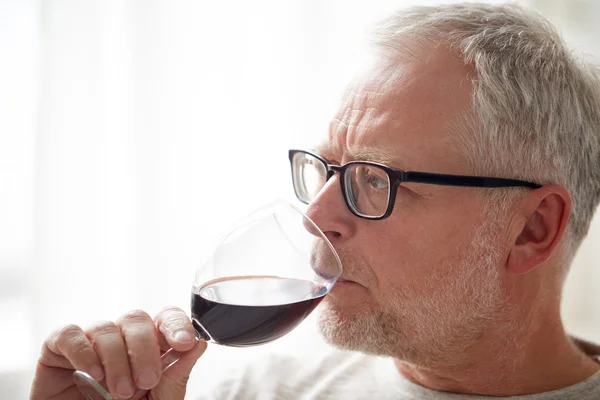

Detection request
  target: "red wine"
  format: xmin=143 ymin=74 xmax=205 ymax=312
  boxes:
xmin=191 ymin=276 xmax=327 ymax=347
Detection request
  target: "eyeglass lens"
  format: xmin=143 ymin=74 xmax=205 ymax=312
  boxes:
xmin=292 ymin=152 xmax=391 ymax=218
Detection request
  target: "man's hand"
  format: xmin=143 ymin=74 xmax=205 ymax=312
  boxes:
xmin=30 ymin=307 xmax=207 ymax=400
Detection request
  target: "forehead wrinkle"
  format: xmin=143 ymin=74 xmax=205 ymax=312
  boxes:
xmin=333 ymin=87 xmax=388 ymax=125
xmin=324 ymin=85 xmax=409 ymax=168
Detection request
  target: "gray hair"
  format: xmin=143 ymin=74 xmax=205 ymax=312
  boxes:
xmin=370 ymin=2 xmax=600 ymax=256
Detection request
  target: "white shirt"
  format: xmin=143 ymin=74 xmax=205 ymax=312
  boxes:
xmin=194 ymin=347 xmax=600 ymax=399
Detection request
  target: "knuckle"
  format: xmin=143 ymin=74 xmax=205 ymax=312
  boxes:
xmin=54 ymin=324 xmax=86 ymax=354
xmin=162 ymin=315 xmax=188 ymax=333
xmin=155 ymin=305 xmax=184 ymax=320
xmin=156 ymin=306 xmax=188 ymax=330
xmin=91 ymin=320 xmax=120 ymax=336
xmin=69 ymin=336 xmax=92 ymax=358
xmin=119 ymin=309 xmax=152 ymax=325
xmin=57 ymin=324 xmax=82 ymax=341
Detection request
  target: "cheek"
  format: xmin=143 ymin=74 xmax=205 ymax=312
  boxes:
xmin=364 ymin=205 xmax=478 ymax=296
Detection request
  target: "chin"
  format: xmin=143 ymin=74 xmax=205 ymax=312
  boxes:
xmin=317 ymin=299 xmax=389 ymax=355
xmin=319 ymin=291 xmax=370 ymax=325
xmin=317 ymin=296 xmax=422 ymax=359
xmin=317 ymin=301 xmax=357 ymax=349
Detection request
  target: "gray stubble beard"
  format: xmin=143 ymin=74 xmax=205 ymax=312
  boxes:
xmin=317 ymin=217 xmax=507 ymax=367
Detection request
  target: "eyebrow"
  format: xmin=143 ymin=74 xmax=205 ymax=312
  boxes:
xmin=314 ymin=141 xmax=404 ymax=169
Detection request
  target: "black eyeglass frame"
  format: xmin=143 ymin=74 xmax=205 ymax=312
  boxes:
xmin=288 ymin=149 xmax=542 ymax=220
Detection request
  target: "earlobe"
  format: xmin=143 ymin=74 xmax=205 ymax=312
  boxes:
xmin=506 ymin=185 xmax=571 ymax=275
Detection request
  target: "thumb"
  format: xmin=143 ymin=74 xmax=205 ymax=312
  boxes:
xmin=151 ymin=340 xmax=208 ymax=399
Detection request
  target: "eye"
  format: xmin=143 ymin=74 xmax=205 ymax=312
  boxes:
xmin=358 ymin=166 xmax=388 ymax=191
xmin=366 ymin=173 xmax=387 ymax=189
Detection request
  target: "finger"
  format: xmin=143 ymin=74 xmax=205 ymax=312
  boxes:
xmin=155 ymin=306 xmax=196 ymax=352
xmin=117 ymin=309 xmax=161 ymax=390
xmin=157 ymin=330 xmax=171 ymax=353
xmin=41 ymin=324 xmax=104 ymax=380
xmin=161 ymin=339 xmax=207 ymax=381
xmin=87 ymin=320 xmax=135 ymax=399
xmin=30 ymin=362 xmax=89 ymax=400
xmin=153 ymin=340 xmax=208 ymax=398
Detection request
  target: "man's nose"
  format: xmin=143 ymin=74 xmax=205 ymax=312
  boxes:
xmin=304 ymin=175 xmax=355 ymax=244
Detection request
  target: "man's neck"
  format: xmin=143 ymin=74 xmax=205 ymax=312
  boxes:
xmin=394 ymin=305 xmax=600 ymax=396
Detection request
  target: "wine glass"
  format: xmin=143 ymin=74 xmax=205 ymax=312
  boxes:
xmin=73 ymin=200 xmax=342 ymax=399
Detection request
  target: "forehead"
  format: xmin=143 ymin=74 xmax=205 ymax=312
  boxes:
xmin=323 ymin=49 xmax=473 ymax=173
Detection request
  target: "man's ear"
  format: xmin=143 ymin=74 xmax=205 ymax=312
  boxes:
xmin=507 ymin=185 xmax=571 ymax=275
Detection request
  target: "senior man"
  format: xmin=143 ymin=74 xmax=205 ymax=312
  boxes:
xmin=31 ymin=2 xmax=600 ymax=399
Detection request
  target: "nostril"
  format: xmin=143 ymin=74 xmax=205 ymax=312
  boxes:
xmin=324 ymin=231 xmax=341 ymax=241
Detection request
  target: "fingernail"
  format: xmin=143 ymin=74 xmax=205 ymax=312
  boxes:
xmin=89 ymin=365 xmax=104 ymax=380
xmin=116 ymin=377 xmax=134 ymax=398
xmin=173 ymin=330 xmax=194 ymax=344
xmin=137 ymin=369 xmax=158 ymax=389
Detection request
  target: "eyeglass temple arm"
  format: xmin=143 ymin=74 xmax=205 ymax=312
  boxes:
xmin=403 ymin=171 xmax=541 ymax=189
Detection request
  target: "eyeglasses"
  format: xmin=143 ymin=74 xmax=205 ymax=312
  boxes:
xmin=289 ymin=149 xmax=541 ymax=220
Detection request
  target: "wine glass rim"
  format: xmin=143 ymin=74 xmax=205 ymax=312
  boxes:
xmin=209 ymin=199 xmax=343 ymax=277
xmin=283 ymin=200 xmax=343 ymax=277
